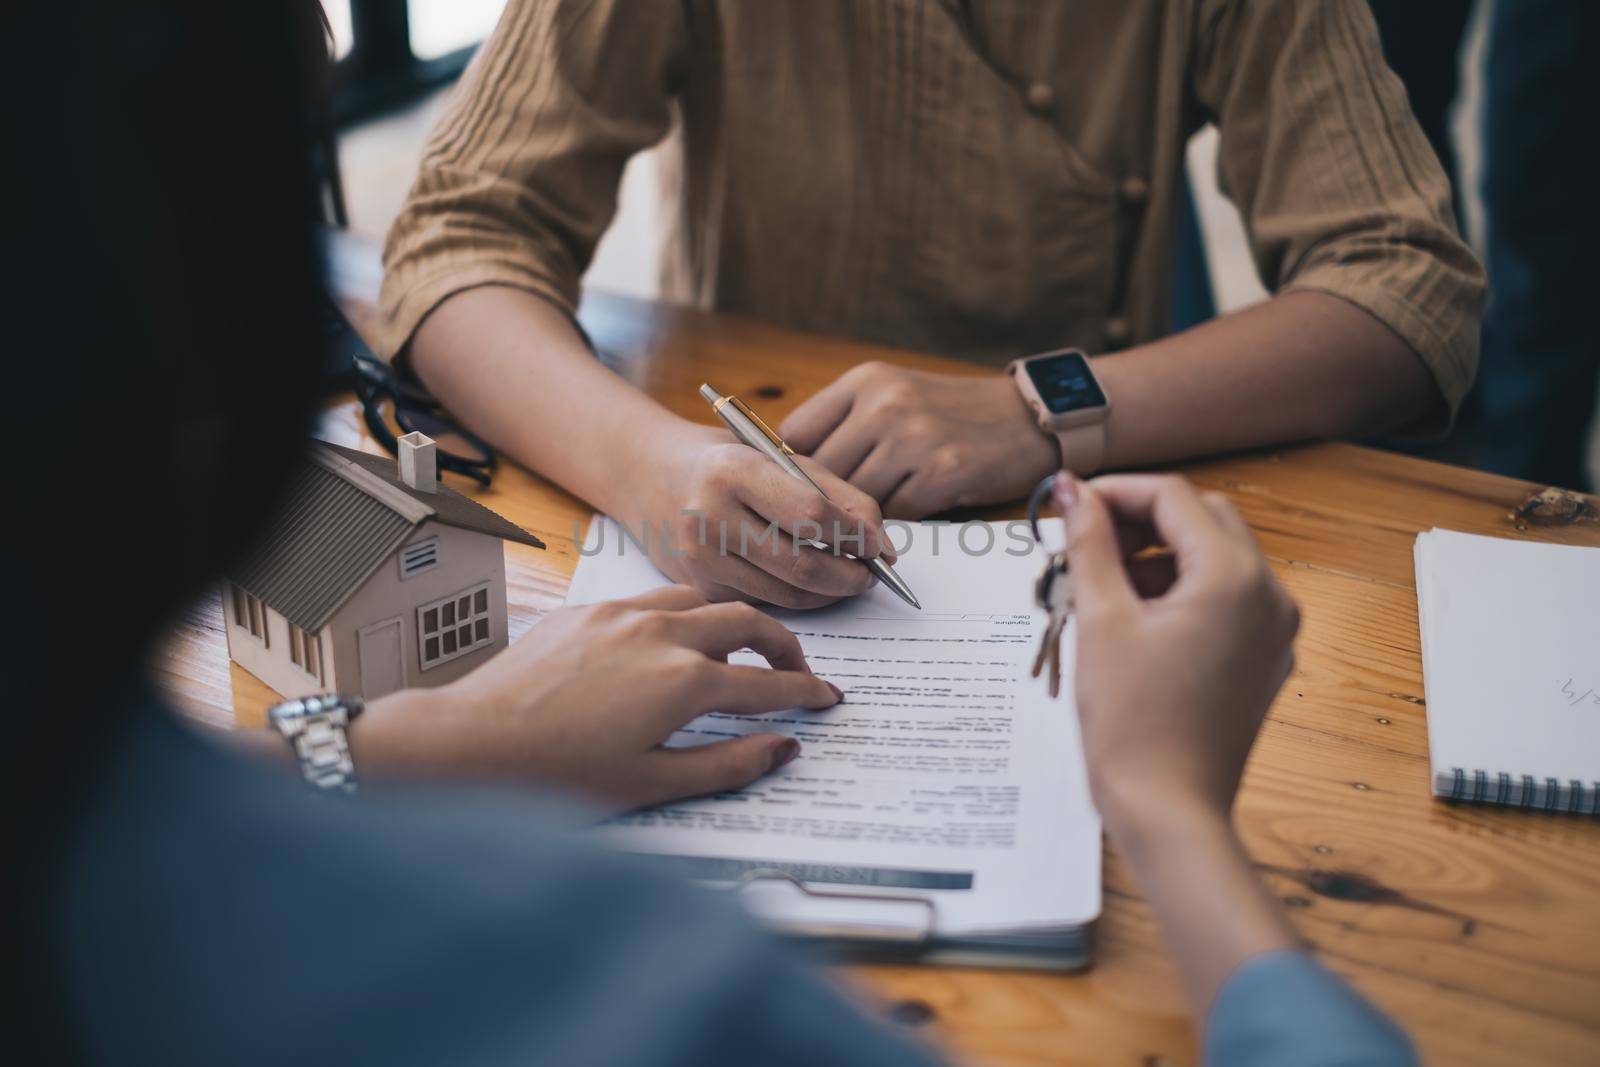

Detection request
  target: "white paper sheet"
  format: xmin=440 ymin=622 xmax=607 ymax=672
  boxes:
xmin=567 ymin=517 xmax=1101 ymax=936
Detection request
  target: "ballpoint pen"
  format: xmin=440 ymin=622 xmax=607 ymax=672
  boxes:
xmin=699 ymin=383 xmax=921 ymax=609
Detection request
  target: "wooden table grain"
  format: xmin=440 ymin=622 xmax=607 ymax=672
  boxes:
xmin=159 ymin=290 xmax=1600 ymax=1066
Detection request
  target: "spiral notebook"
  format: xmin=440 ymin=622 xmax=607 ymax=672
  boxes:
xmin=1414 ymin=528 xmax=1600 ymax=814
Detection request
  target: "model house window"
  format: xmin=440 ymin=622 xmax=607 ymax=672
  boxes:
xmin=233 ymin=584 xmax=268 ymax=648
xmin=399 ymin=536 xmax=440 ymax=580
xmin=288 ymin=623 xmax=324 ymax=684
xmin=417 ymin=582 xmax=492 ymax=671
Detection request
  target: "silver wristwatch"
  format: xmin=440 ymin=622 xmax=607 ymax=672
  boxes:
xmin=268 ymin=693 xmax=366 ymax=794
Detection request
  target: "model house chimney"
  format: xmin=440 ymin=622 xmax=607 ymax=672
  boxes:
xmin=398 ymin=431 xmax=438 ymax=493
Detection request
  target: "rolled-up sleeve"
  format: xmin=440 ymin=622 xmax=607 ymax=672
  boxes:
xmin=1207 ymin=950 xmax=1418 ymax=1066
xmin=376 ymin=0 xmax=686 ymax=361
xmin=1195 ymin=0 xmax=1486 ymax=433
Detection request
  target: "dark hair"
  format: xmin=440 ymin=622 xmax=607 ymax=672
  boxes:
xmin=4 ymin=1 xmax=327 ymax=1056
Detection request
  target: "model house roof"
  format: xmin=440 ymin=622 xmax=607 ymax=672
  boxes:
xmin=230 ymin=441 xmax=544 ymax=632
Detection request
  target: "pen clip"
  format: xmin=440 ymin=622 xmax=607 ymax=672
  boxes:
xmin=728 ymin=395 xmax=794 ymax=455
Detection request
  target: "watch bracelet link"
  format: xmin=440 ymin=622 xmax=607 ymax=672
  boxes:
xmin=269 ymin=693 xmax=365 ymax=795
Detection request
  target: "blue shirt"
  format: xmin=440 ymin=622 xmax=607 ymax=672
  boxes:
xmin=1209 ymin=952 xmax=1417 ymax=1066
xmin=44 ymin=705 xmax=1414 ymax=1065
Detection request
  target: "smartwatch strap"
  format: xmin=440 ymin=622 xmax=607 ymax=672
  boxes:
xmin=1055 ymin=420 xmax=1106 ymax=477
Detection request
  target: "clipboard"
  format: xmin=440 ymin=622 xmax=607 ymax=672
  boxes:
xmin=724 ymin=868 xmax=1094 ymax=973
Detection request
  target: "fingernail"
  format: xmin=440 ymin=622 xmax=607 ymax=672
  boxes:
xmin=770 ymin=738 xmax=801 ymax=770
xmin=1053 ymin=472 xmax=1080 ymax=512
xmin=825 ymin=680 xmax=844 ymax=704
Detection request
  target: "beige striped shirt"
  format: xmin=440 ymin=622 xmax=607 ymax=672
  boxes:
xmin=380 ymin=0 xmax=1483 ymax=419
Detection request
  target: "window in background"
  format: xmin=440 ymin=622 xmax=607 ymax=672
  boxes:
xmin=328 ymin=0 xmax=501 ymax=125
xmin=409 ymin=0 xmax=506 ymax=61
xmin=324 ymin=0 xmax=355 ymax=60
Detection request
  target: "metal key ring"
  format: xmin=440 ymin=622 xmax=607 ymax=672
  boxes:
xmin=1026 ymin=473 xmax=1067 ymax=553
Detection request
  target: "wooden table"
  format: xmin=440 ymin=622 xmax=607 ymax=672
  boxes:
xmin=160 ymin=290 xmax=1600 ymax=1066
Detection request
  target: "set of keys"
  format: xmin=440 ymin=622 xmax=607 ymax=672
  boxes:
xmin=1026 ymin=474 xmax=1074 ymax=698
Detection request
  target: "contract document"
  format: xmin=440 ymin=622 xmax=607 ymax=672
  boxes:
xmin=567 ymin=518 xmax=1100 ymax=968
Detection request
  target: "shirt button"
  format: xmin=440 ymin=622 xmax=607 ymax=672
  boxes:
xmin=1025 ymin=81 xmax=1055 ymax=114
xmin=1119 ymin=177 xmax=1149 ymax=204
xmin=1104 ymin=317 xmax=1131 ymax=348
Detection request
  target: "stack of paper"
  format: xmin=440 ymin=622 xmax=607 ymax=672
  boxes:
xmin=569 ymin=518 xmax=1101 ymax=968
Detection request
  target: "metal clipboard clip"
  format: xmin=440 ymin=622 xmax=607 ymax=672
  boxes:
xmin=728 ymin=867 xmax=937 ymax=947
xmin=723 ymin=867 xmax=1093 ymax=971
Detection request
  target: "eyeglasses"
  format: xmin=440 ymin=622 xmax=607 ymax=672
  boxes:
xmin=350 ymin=348 xmax=497 ymax=487
xmin=318 ymin=291 xmax=497 ymax=487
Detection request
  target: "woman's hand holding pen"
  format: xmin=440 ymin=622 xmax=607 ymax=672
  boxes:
xmin=351 ymin=585 xmax=842 ymax=811
xmin=409 ymin=290 xmax=893 ymax=611
xmin=629 ymin=422 xmax=894 ymax=610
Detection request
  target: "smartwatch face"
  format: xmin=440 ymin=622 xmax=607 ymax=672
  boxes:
xmin=1025 ymin=351 xmax=1106 ymax=415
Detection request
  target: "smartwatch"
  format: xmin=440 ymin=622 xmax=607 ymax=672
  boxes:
xmin=1007 ymin=348 xmax=1111 ymax=475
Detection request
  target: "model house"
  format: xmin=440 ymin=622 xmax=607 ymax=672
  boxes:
xmin=223 ymin=432 xmax=544 ymax=700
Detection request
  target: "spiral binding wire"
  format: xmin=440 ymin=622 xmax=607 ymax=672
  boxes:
xmin=1443 ymin=767 xmax=1600 ymax=814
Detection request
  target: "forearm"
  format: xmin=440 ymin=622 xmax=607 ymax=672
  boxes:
xmin=407 ymin=286 xmax=717 ymax=524
xmin=218 ymin=725 xmax=294 ymax=766
xmin=1096 ymin=290 xmax=1439 ymax=470
xmin=205 ymin=690 xmax=457 ymax=782
xmin=1102 ymin=793 xmax=1300 ymax=1019
xmin=1112 ymin=800 xmax=1417 ymax=1065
